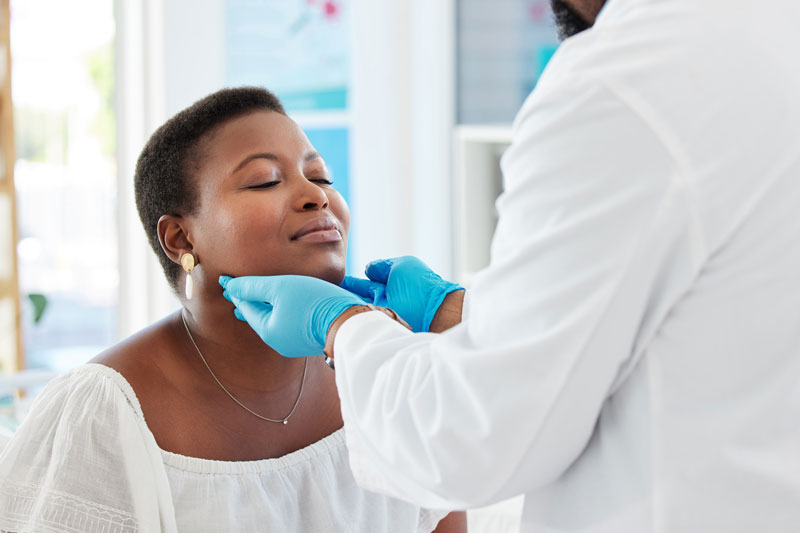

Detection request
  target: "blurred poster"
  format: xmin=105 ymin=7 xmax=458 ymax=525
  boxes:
xmin=303 ymin=127 xmax=350 ymax=205
xmin=225 ymin=0 xmax=349 ymax=111
xmin=457 ymin=0 xmax=559 ymax=123
xmin=302 ymin=127 xmax=353 ymax=271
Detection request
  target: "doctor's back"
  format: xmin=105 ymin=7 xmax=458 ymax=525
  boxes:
xmin=499 ymin=0 xmax=800 ymax=530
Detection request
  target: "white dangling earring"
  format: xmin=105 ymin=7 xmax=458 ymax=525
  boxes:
xmin=181 ymin=253 xmax=195 ymax=300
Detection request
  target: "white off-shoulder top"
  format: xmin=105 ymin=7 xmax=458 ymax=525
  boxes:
xmin=0 ymin=364 xmax=447 ymax=532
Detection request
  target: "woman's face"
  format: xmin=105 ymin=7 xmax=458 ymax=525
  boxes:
xmin=186 ymin=110 xmax=349 ymax=289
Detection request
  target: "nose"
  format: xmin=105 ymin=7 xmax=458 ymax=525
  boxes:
xmin=293 ymin=176 xmax=329 ymax=211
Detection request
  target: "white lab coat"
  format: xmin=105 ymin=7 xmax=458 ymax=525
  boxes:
xmin=333 ymin=0 xmax=800 ymax=531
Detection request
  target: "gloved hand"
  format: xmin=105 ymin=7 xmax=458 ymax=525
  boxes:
xmin=220 ymin=275 xmax=365 ymax=357
xmin=340 ymin=256 xmax=463 ymax=333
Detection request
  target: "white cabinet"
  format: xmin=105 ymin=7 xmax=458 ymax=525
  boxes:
xmin=452 ymin=125 xmax=512 ymax=285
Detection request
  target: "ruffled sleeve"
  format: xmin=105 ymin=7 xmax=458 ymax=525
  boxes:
xmin=418 ymin=508 xmax=450 ymax=532
xmin=0 ymin=364 xmax=177 ymax=533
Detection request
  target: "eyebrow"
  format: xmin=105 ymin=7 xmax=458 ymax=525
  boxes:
xmin=233 ymin=151 xmax=322 ymax=173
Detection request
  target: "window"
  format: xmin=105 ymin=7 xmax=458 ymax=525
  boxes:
xmin=12 ymin=0 xmax=117 ymax=371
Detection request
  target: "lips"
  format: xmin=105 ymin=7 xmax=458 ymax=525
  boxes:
xmin=291 ymin=217 xmax=341 ymax=240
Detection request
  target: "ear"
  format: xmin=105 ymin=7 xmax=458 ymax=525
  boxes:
xmin=157 ymin=214 xmax=194 ymax=265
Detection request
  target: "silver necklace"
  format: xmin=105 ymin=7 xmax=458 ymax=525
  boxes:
xmin=181 ymin=312 xmax=308 ymax=425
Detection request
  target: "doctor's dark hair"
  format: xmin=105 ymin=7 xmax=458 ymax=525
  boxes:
xmin=134 ymin=86 xmax=286 ymax=292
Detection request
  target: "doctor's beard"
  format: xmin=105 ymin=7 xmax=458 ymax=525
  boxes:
xmin=551 ymin=0 xmax=592 ymax=41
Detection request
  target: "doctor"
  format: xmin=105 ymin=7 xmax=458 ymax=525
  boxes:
xmin=221 ymin=0 xmax=800 ymax=530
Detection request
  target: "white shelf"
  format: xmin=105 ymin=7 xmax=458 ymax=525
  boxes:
xmin=0 ymin=369 xmax=58 ymax=396
xmin=454 ymin=124 xmax=513 ymax=144
xmin=452 ymin=124 xmax=513 ymax=286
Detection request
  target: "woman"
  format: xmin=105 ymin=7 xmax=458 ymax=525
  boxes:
xmin=0 ymin=87 xmax=466 ymax=532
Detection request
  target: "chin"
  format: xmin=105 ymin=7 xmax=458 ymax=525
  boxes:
xmin=236 ymin=251 xmax=347 ymax=285
xmin=302 ymin=247 xmax=348 ymax=285
xmin=314 ymin=264 xmax=347 ymax=286
xmin=280 ymin=253 xmax=346 ymax=286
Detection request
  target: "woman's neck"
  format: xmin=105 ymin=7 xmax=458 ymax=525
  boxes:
xmin=177 ymin=296 xmax=307 ymax=393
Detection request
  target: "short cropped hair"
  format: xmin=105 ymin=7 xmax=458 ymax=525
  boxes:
xmin=134 ymin=87 xmax=286 ymax=292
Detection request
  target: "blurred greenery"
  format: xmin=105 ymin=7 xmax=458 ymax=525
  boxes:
xmin=14 ymin=107 xmax=68 ymax=164
xmin=14 ymin=42 xmax=114 ymax=164
xmin=88 ymin=42 xmax=115 ymax=158
xmin=27 ymin=293 xmax=48 ymax=324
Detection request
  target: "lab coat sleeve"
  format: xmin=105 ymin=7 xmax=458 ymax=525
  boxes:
xmin=334 ymin=76 xmax=709 ymax=509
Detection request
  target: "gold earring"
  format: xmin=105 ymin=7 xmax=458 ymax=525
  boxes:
xmin=181 ymin=253 xmax=195 ymax=300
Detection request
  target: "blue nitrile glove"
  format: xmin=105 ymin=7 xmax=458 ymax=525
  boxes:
xmin=220 ymin=275 xmax=365 ymax=358
xmin=340 ymin=256 xmax=463 ymax=333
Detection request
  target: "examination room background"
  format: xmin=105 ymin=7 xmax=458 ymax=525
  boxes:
xmin=0 ymin=0 xmax=561 ymax=530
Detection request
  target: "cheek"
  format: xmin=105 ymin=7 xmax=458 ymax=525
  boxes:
xmin=328 ymin=190 xmax=350 ymax=237
xmin=215 ymin=202 xmax=282 ymax=241
xmin=196 ymin=198 xmax=285 ymax=270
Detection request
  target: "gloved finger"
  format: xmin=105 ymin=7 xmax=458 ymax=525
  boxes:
xmin=222 ymin=276 xmax=281 ymax=303
xmin=222 ymin=289 xmax=233 ymax=304
xmin=232 ymin=297 xmax=274 ymax=333
xmin=365 ymin=258 xmax=395 ymax=283
xmin=233 ymin=308 xmax=246 ymax=321
xmin=340 ymin=276 xmax=384 ymax=301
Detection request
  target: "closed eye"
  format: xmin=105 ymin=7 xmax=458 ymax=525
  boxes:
xmin=249 ymin=181 xmax=280 ymax=189
xmin=311 ymin=179 xmax=334 ymax=185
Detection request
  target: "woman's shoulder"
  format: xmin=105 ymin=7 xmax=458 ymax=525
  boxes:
xmin=52 ymin=361 xmax=134 ymax=391
xmin=90 ymin=311 xmax=181 ymax=388
xmin=21 ymin=362 xmax=145 ymax=432
xmin=0 ymin=366 xmax=175 ymax=533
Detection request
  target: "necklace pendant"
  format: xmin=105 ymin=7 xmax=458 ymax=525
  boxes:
xmin=283 ymin=419 xmax=288 ymax=425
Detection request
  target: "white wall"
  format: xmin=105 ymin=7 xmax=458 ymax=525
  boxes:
xmin=349 ymin=0 xmax=455 ymax=276
xmin=115 ymin=0 xmax=175 ymax=338
xmin=162 ymin=0 xmax=225 ymax=116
